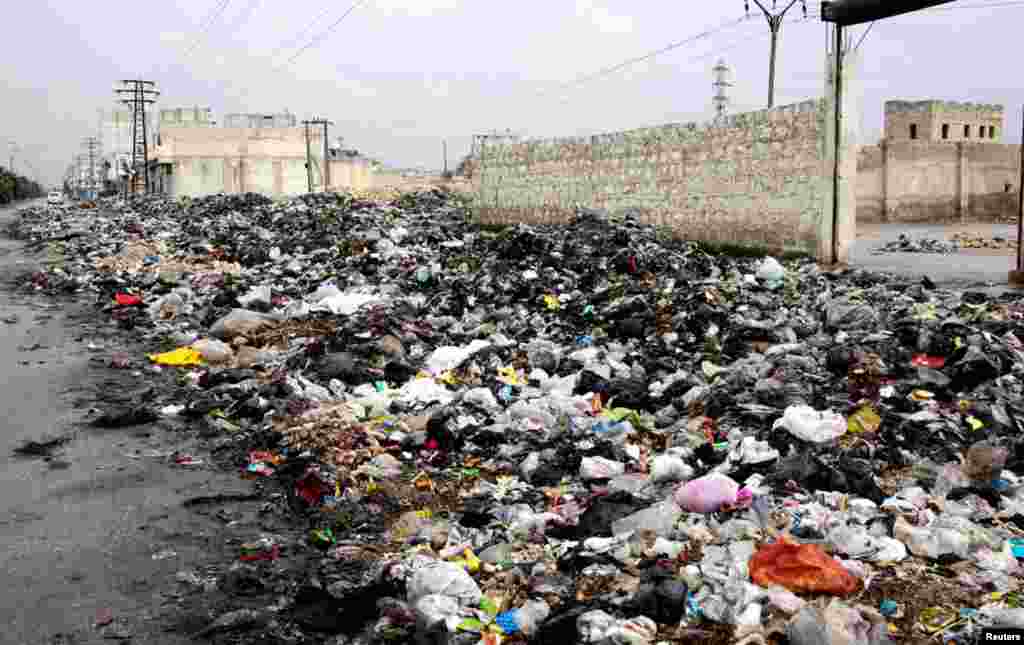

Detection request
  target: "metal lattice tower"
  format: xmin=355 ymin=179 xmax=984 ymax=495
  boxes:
xmin=82 ymin=137 xmax=102 ymax=197
xmin=115 ymin=80 xmax=159 ymax=197
xmin=712 ymin=59 xmax=733 ymax=124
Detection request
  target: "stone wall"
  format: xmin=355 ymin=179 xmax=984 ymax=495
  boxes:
xmin=472 ymin=99 xmax=838 ymax=257
xmin=857 ymin=141 xmax=1021 ymax=223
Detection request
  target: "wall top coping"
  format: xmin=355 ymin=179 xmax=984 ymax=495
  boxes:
xmin=474 ymin=99 xmax=822 ymax=151
xmin=885 ymin=100 xmax=1004 ymax=114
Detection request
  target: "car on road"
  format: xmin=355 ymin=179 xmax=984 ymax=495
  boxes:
xmin=47 ymin=191 xmax=63 ymax=205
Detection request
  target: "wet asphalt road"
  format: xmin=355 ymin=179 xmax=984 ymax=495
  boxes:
xmin=0 ymin=200 xmax=247 ymax=645
xmin=851 ymin=223 xmax=1021 ymax=288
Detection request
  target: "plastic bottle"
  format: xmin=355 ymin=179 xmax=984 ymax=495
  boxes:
xmin=494 ymin=600 xmax=550 ymax=636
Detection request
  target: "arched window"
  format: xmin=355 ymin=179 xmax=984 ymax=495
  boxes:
xmin=964 ymin=125 xmax=970 ymax=138
xmin=909 ymin=124 xmax=918 ymax=139
xmin=942 ymin=124 xmax=950 ymax=139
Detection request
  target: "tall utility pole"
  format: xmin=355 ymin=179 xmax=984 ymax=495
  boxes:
xmin=303 ymin=120 xmax=313 ymax=193
xmin=303 ymin=118 xmax=333 ymax=192
xmin=443 ymin=140 xmax=448 ymax=175
xmin=115 ymin=80 xmax=159 ymax=198
xmin=83 ymin=137 xmax=101 ymax=198
xmin=745 ymin=0 xmax=808 ymax=108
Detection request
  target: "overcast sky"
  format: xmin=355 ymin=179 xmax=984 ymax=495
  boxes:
xmin=2 ymin=0 xmax=1022 ymax=185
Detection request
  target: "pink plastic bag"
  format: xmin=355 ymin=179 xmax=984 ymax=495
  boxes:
xmin=674 ymin=473 xmax=751 ymax=513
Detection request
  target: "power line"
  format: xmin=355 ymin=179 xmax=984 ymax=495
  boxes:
xmin=184 ymin=0 xmax=233 ymax=57
xmin=267 ymin=2 xmax=338 ymax=61
xmin=537 ymin=15 xmax=755 ymax=98
xmin=226 ymin=0 xmax=262 ymax=33
xmin=546 ymin=12 xmax=816 ymax=104
xmin=277 ymin=0 xmax=372 ymax=70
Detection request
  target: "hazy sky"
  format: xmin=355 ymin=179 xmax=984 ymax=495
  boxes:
xmin=2 ymin=0 xmax=1022 ymax=185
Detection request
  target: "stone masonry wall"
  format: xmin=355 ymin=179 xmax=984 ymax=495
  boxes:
xmin=473 ymin=100 xmax=830 ymax=254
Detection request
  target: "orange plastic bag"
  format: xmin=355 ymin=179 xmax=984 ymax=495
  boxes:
xmin=749 ymin=537 xmax=859 ymax=596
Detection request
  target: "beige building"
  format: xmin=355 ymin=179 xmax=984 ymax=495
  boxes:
xmin=159 ymin=107 xmax=215 ymax=128
xmin=150 ymin=124 xmax=377 ymax=198
xmin=859 ymin=99 xmax=1019 ymax=223
xmin=884 ymin=100 xmax=1004 ymax=143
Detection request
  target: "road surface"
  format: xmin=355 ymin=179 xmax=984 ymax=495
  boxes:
xmin=0 ymin=200 xmax=247 ymax=645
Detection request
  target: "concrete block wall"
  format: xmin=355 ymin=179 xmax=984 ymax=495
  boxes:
xmin=474 ymin=99 xmax=833 ymax=255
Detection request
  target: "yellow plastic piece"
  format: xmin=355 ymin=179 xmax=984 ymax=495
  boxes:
xmin=147 ymin=347 xmax=204 ymax=366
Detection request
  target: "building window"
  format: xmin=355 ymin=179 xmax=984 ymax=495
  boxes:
xmin=942 ymin=124 xmax=950 ymax=139
xmin=909 ymin=124 xmax=918 ymax=139
xmin=964 ymin=125 xmax=970 ymax=138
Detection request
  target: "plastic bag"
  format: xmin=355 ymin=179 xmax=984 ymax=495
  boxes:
xmin=673 ymin=473 xmax=750 ymax=513
xmin=649 ymin=455 xmax=694 ymax=483
xmin=749 ymin=537 xmax=859 ymax=595
xmin=493 ymin=600 xmax=550 ymax=637
xmin=209 ymin=308 xmax=281 ymax=340
xmin=237 ymin=285 xmax=272 ymax=309
xmin=788 ymin=599 xmax=892 ymax=645
xmin=114 ymin=292 xmax=142 ymax=306
xmin=756 ymin=257 xmax=785 ymax=290
xmin=610 ymin=500 xmax=681 ymax=537
xmin=773 ymin=405 xmax=847 ymax=443
xmin=964 ymin=440 xmax=1008 ymax=484
xmin=577 ymin=610 xmax=617 ymax=644
xmin=847 ymin=405 xmax=881 ymax=434
xmin=407 ymin=561 xmax=482 ymax=607
xmin=580 ymin=457 xmax=626 ymax=480
xmin=425 ymin=340 xmax=491 ymax=374
xmin=191 ymin=338 xmax=234 ymax=364
xmin=413 ymin=593 xmax=461 ymax=630
xmin=148 ymin=346 xmax=203 ymax=366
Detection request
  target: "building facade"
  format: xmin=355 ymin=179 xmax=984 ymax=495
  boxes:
xmin=222 ymin=112 xmax=298 ymax=129
xmin=884 ymin=100 xmax=1004 ymax=143
xmin=151 ymin=123 xmax=376 ymax=198
xmin=159 ymin=107 xmax=215 ymax=128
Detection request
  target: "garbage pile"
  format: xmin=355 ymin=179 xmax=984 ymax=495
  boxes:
xmin=951 ymin=232 xmax=1018 ymax=251
xmin=872 ymin=233 xmax=959 ymax=255
xmin=14 ymin=189 xmax=1024 ymax=645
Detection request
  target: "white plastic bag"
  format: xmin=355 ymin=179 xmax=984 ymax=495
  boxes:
xmin=407 ymin=561 xmax=482 ymax=607
xmin=424 ymin=340 xmax=491 ymax=374
xmin=756 ymin=257 xmax=785 ymax=289
xmin=236 ymin=285 xmax=272 ymax=309
xmin=772 ymin=405 xmax=846 ymax=443
xmin=191 ymin=338 xmax=234 ymax=364
xmin=649 ymin=455 xmax=694 ymax=483
xmin=580 ymin=457 xmax=626 ymax=480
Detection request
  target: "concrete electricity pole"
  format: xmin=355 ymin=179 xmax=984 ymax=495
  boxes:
xmin=745 ymin=0 xmax=807 ymax=108
xmin=303 ymin=118 xmax=334 ymax=192
xmin=303 ymin=120 xmax=313 ymax=193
